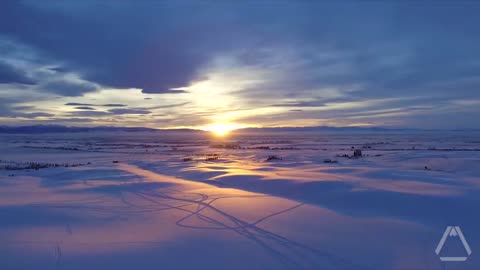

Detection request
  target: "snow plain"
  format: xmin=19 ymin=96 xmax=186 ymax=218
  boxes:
xmin=0 ymin=130 xmax=479 ymax=270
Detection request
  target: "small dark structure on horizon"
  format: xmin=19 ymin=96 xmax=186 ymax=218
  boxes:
xmin=353 ymin=149 xmax=362 ymax=157
xmin=266 ymin=155 xmax=282 ymax=161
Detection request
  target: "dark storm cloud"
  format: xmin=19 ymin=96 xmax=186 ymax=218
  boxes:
xmin=0 ymin=1 xmax=236 ymax=94
xmin=0 ymin=60 xmax=35 ymax=85
xmin=2 ymin=1 xmax=479 ymax=98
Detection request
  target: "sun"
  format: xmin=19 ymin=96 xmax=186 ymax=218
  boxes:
xmin=212 ymin=125 xmax=230 ymax=136
xmin=203 ymin=122 xmax=243 ymax=137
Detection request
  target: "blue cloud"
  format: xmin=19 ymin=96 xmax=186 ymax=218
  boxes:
xmin=108 ymin=108 xmax=151 ymax=115
xmin=74 ymin=106 xmax=95 ymax=110
xmin=0 ymin=60 xmax=35 ymax=85
xmin=40 ymin=80 xmax=98 ymax=97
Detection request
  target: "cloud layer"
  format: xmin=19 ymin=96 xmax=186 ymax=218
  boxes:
xmin=0 ymin=1 xmax=479 ymax=128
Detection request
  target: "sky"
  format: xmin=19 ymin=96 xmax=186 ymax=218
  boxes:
xmin=0 ymin=0 xmax=479 ymax=129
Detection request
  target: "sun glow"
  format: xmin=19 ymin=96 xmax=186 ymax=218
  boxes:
xmin=203 ymin=122 xmax=244 ymax=136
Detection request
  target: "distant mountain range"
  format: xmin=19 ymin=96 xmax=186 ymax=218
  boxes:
xmin=238 ymin=126 xmax=410 ymax=133
xmin=239 ymin=126 xmax=480 ymax=133
xmin=0 ymin=125 xmax=477 ymax=134
xmin=0 ymin=125 xmax=162 ymax=134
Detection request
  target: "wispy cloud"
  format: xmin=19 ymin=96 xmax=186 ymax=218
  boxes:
xmin=108 ymin=108 xmax=151 ymax=115
xmin=0 ymin=60 xmax=36 ymax=85
xmin=65 ymin=103 xmax=127 ymax=107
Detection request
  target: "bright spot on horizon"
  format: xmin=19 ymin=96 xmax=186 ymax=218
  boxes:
xmin=202 ymin=122 xmax=245 ymax=137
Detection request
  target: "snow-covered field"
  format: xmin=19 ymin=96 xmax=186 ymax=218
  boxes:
xmin=1 ymin=131 xmax=479 ymax=270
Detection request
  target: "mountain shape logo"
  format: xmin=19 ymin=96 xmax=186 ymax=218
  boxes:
xmin=435 ymin=226 xmax=472 ymax=262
